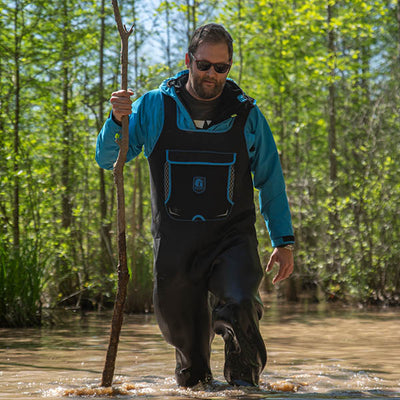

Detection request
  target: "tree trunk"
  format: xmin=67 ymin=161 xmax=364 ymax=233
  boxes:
xmin=99 ymin=0 xmax=114 ymax=276
xmin=12 ymin=0 xmax=21 ymax=250
xmin=133 ymin=0 xmax=139 ymax=92
xmin=192 ymin=1 xmax=197 ymax=31
xmin=0 ymin=44 xmax=6 ymax=238
xmin=327 ymin=3 xmax=337 ymax=185
xmin=132 ymin=159 xmax=139 ymax=260
xmin=186 ymin=0 xmax=191 ymax=43
xmin=137 ymin=159 xmax=143 ymax=232
xmin=237 ymin=0 xmax=243 ymax=86
xmin=397 ymin=0 xmax=400 ymax=63
xmin=327 ymin=2 xmax=340 ymax=281
xmin=185 ymin=0 xmax=197 ymax=42
xmin=165 ymin=0 xmax=172 ymax=74
xmin=125 ymin=157 xmax=151 ymax=313
xmin=125 ymin=159 xmax=138 ymax=313
xmin=61 ymin=0 xmax=72 ymax=230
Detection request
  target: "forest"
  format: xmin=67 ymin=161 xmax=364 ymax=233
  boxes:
xmin=1 ymin=0 xmax=399 ymax=327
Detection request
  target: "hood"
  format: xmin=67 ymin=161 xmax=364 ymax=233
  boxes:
xmin=159 ymin=70 xmax=189 ymax=98
xmin=159 ymin=70 xmax=255 ymax=124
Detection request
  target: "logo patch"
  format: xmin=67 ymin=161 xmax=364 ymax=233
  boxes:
xmin=193 ymin=176 xmax=206 ymax=194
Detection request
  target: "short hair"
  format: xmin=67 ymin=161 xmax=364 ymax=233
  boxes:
xmin=188 ymin=23 xmax=233 ymax=61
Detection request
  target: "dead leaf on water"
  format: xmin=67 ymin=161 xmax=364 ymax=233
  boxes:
xmin=267 ymin=380 xmax=308 ymax=392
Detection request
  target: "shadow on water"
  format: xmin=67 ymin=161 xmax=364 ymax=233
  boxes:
xmin=0 ymin=360 xmax=100 ymax=375
xmin=0 ymin=299 xmax=399 ymax=399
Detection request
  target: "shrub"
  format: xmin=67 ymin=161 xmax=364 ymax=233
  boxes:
xmin=0 ymin=240 xmax=44 ymax=327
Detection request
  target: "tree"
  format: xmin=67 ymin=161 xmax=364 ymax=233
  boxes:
xmin=98 ymin=0 xmax=115 ymax=295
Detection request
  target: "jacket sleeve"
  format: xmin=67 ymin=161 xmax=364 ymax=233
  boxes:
xmin=245 ymin=106 xmax=294 ymax=247
xmin=95 ymin=90 xmax=164 ymax=170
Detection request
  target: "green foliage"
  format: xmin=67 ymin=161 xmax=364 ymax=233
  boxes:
xmin=0 ymin=0 xmax=399 ymax=322
xmin=0 ymin=240 xmax=45 ymax=327
xmin=218 ymin=0 xmax=400 ymax=304
xmin=126 ymin=234 xmax=154 ymax=313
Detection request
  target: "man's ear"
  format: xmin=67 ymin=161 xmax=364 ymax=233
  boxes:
xmin=185 ymin=53 xmax=190 ymax=68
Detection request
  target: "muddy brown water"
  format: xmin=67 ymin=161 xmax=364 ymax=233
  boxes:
xmin=1 ymin=299 xmax=399 ymax=399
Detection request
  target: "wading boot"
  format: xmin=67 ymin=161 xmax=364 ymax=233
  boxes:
xmin=175 ymin=363 xmax=213 ymax=387
xmin=213 ymin=302 xmax=266 ymax=387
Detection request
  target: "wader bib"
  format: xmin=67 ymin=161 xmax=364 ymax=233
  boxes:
xmin=147 ymin=93 xmax=267 ymax=387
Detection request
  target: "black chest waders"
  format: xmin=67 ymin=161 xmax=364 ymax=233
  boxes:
xmin=147 ymin=94 xmax=267 ymax=387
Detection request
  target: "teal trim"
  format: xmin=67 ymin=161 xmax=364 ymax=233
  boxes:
xmin=192 ymin=215 xmax=206 ymax=222
xmin=165 ymin=160 xmax=172 ymax=204
xmin=168 ymin=160 xmax=235 ymax=166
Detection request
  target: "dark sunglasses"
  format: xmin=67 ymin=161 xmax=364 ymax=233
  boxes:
xmin=190 ymin=52 xmax=231 ymax=74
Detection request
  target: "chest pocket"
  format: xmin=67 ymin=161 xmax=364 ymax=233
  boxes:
xmin=164 ymin=150 xmax=236 ymax=221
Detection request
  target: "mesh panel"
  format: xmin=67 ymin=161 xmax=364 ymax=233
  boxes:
xmin=164 ymin=162 xmax=169 ymax=200
xmin=229 ymin=166 xmax=235 ymax=201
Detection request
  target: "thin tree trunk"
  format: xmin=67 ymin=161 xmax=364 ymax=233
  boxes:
xmin=185 ymin=0 xmax=197 ymax=41
xmin=397 ymin=0 xmax=400 ymax=63
xmin=186 ymin=0 xmax=191 ymax=43
xmin=133 ymin=0 xmax=138 ymax=92
xmin=192 ymin=1 xmax=197 ymax=31
xmin=125 ymin=159 xmax=138 ymax=314
xmin=137 ymin=160 xmax=143 ymax=232
xmin=165 ymin=0 xmax=172 ymax=75
xmin=0 ymin=48 xmax=6 ymax=237
xmin=131 ymin=159 xmax=139 ymax=266
xmin=360 ymin=45 xmax=370 ymax=102
xmin=12 ymin=0 xmax=21 ymax=250
xmin=237 ymin=0 xmax=243 ymax=85
xmin=327 ymin=2 xmax=340 ymax=279
xmin=61 ymin=0 xmax=72 ymax=230
xmin=327 ymin=3 xmax=337 ymax=185
xmin=99 ymin=0 xmax=114 ymax=274
xmin=126 ymin=156 xmax=149 ymax=313
xmin=101 ymin=0 xmax=133 ymax=388
xmin=125 ymin=0 xmax=138 ymax=314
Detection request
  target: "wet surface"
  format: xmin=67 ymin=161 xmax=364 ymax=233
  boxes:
xmin=1 ymin=299 xmax=399 ymax=399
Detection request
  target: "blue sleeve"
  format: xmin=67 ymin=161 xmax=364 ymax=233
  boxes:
xmin=95 ymin=90 xmax=164 ymax=170
xmin=244 ymin=106 xmax=294 ymax=247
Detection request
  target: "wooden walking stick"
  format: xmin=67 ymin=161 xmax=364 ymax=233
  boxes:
xmin=101 ymin=0 xmax=133 ymax=388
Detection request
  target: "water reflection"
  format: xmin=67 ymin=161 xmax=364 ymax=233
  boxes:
xmin=0 ymin=299 xmax=399 ymax=399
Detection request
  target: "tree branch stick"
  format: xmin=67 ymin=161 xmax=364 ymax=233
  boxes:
xmin=101 ymin=0 xmax=133 ymax=388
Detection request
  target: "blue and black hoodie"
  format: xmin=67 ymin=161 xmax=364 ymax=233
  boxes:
xmin=96 ymin=70 xmax=294 ymax=248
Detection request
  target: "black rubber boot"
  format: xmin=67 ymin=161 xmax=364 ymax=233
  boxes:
xmin=175 ymin=364 xmax=213 ymax=387
xmin=213 ymin=301 xmax=267 ymax=387
xmin=175 ymin=349 xmax=213 ymax=387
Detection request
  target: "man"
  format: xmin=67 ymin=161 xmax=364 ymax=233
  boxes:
xmin=96 ymin=23 xmax=294 ymax=388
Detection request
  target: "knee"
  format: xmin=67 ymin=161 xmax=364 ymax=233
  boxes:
xmin=212 ymin=297 xmax=261 ymax=328
xmin=229 ymin=295 xmax=263 ymax=319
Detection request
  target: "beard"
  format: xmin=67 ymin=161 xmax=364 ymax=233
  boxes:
xmin=190 ymin=71 xmax=225 ymax=100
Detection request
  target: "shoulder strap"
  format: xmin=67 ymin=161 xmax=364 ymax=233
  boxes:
xmin=162 ymin=94 xmax=178 ymax=131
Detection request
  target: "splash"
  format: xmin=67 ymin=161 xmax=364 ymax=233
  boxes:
xmin=50 ymin=379 xmax=305 ymax=398
xmin=62 ymin=382 xmax=136 ymax=397
xmin=63 ymin=386 xmax=128 ymax=396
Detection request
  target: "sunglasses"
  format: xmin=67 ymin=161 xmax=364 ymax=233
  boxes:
xmin=190 ymin=52 xmax=231 ymax=74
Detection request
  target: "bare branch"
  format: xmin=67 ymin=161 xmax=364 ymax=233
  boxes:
xmin=101 ymin=0 xmax=133 ymax=388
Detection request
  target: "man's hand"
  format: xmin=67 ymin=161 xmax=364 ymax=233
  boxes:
xmin=110 ymin=89 xmax=134 ymax=123
xmin=266 ymin=247 xmax=294 ymax=285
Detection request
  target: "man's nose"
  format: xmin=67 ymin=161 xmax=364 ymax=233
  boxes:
xmin=206 ymin=66 xmax=218 ymax=77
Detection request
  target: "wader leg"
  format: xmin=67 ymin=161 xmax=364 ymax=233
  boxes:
xmin=153 ymin=271 xmax=213 ymax=387
xmin=208 ymin=234 xmax=267 ymax=386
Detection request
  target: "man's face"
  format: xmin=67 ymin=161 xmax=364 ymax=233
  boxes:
xmin=185 ymin=42 xmax=231 ymax=101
